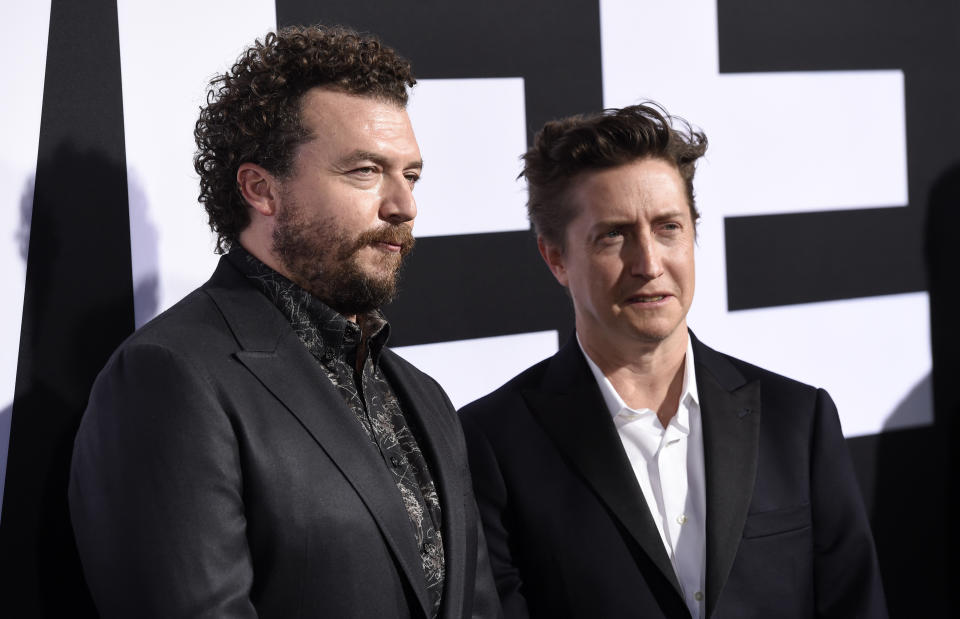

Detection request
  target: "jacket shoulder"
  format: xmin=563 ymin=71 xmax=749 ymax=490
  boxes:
xmin=695 ymin=336 xmax=822 ymax=396
xmin=458 ymin=355 xmax=553 ymax=422
xmin=91 ymin=283 xmax=243 ymax=395
xmin=694 ymin=338 xmax=828 ymax=427
xmin=120 ymin=286 xmax=231 ymax=353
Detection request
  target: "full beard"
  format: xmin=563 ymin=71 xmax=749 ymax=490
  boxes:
xmin=272 ymin=206 xmax=415 ymax=316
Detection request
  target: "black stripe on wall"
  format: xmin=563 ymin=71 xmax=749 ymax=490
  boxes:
xmin=385 ymin=231 xmax=574 ymax=348
xmin=0 ymin=1 xmax=133 ymax=616
xmin=724 ymin=207 xmax=924 ymax=310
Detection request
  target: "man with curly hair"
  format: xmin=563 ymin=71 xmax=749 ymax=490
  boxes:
xmin=69 ymin=25 xmax=500 ymax=619
xmin=459 ymin=104 xmax=887 ymax=618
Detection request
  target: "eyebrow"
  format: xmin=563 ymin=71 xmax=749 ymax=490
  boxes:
xmin=588 ymin=210 xmax=687 ymax=232
xmin=590 ymin=218 xmax=631 ymax=230
xmin=339 ymin=150 xmax=423 ymax=171
xmin=651 ymin=210 xmax=686 ymax=222
xmin=586 ymin=220 xmax=630 ymax=239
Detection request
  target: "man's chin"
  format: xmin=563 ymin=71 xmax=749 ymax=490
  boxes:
xmin=324 ymin=271 xmax=402 ymax=315
xmin=620 ymin=316 xmax=686 ymax=343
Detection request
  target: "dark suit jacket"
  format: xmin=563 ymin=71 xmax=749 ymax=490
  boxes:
xmin=69 ymin=257 xmax=501 ymax=619
xmin=459 ymin=333 xmax=886 ymax=619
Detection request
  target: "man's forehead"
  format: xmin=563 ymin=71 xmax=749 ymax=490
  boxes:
xmin=299 ymin=87 xmax=408 ymax=127
xmin=295 ymin=88 xmax=421 ymax=161
xmin=563 ymin=161 xmax=689 ymax=223
xmin=571 ymin=158 xmax=681 ymax=197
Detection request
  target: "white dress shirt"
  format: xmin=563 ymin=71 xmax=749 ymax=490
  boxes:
xmin=579 ymin=335 xmax=706 ymax=619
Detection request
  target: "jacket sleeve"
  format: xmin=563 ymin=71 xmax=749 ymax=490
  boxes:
xmin=69 ymin=343 xmax=257 ymax=618
xmin=810 ymin=388 xmax=888 ymax=618
xmin=461 ymin=411 xmax=530 ymax=619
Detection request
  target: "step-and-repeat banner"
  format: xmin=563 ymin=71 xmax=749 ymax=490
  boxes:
xmin=2 ymin=0 xmax=955 ymax=615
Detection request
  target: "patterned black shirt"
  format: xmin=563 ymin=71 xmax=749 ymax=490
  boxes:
xmin=227 ymin=248 xmax=445 ymax=617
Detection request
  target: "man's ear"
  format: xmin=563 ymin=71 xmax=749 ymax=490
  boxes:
xmin=537 ymin=236 xmax=569 ymax=288
xmin=237 ymin=163 xmax=280 ymax=217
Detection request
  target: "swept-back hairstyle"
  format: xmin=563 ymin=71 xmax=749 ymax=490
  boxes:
xmin=194 ymin=25 xmax=416 ymax=252
xmin=521 ymin=102 xmax=708 ymax=248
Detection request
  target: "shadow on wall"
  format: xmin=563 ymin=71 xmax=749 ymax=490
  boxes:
xmin=0 ymin=141 xmax=158 ymax=617
xmin=127 ymin=169 xmax=160 ymax=326
xmin=867 ymin=161 xmax=960 ymax=616
xmin=0 ymin=176 xmax=37 ymax=519
xmin=924 ymin=160 xmax=960 ymax=439
xmin=883 ymin=373 xmax=933 ymax=431
xmin=0 ymin=403 xmax=10 ymax=517
xmin=923 ymin=160 xmax=960 ymax=596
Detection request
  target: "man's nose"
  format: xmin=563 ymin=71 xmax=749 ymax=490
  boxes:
xmin=629 ymin=235 xmax=664 ymax=280
xmin=380 ymin=174 xmax=417 ymax=224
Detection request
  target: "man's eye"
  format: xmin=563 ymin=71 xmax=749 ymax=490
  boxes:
xmin=351 ymin=166 xmax=377 ymax=176
xmin=597 ymin=229 xmax=623 ymax=245
xmin=404 ymin=172 xmax=421 ymax=185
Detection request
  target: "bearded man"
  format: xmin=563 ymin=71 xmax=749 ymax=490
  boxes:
xmin=69 ymin=25 xmax=499 ymax=619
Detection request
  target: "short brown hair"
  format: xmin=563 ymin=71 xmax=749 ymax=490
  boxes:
xmin=521 ymin=102 xmax=708 ymax=249
xmin=194 ymin=25 xmax=416 ymax=253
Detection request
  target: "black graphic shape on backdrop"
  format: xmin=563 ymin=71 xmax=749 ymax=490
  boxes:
xmin=717 ymin=0 xmax=959 ymax=310
xmin=723 ymin=208 xmax=919 ymax=309
xmin=276 ymin=0 xmax=603 ymax=345
xmin=387 ymin=231 xmax=574 ymax=347
xmin=0 ymin=1 xmax=132 ymax=616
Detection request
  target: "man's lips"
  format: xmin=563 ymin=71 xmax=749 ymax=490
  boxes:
xmin=375 ymin=241 xmax=403 ymax=253
xmin=624 ymin=293 xmax=673 ymax=305
xmin=354 ymin=225 xmax=416 ymax=257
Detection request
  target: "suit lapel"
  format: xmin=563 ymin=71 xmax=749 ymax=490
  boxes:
xmin=203 ymin=259 xmax=432 ymax=619
xmin=692 ymin=334 xmax=761 ymax=619
xmin=381 ymin=351 xmax=468 ymax=619
xmin=522 ymin=338 xmax=685 ymax=598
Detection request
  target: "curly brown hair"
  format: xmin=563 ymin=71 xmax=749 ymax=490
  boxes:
xmin=194 ymin=25 xmax=416 ymax=253
xmin=522 ymin=102 xmax=708 ymax=250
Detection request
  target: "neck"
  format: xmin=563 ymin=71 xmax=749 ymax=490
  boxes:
xmin=579 ymin=325 xmax=688 ymax=426
xmin=238 ymin=229 xmax=285 ymax=278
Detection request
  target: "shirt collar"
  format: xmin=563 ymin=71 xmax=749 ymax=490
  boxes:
xmin=226 ymin=246 xmax=391 ymax=364
xmin=578 ymin=333 xmax=699 ymax=431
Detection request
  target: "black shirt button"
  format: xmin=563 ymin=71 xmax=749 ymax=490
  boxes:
xmin=390 ymin=455 xmax=401 ymax=468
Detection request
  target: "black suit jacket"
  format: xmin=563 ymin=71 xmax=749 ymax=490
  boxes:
xmin=69 ymin=257 xmax=501 ymax=619
xmin=459 ymin=333 xmax=886 ymax=618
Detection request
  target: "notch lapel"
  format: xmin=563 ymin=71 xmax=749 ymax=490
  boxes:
xmin=522 ymin=338 xmax=684 ymax=599
xmin=381 ymin=351 xmax=469 ymax=619
xmin=692 ymin=335 xmax=761 ymax=619
xmin=203 ymin=259 xmax=432 ymax=619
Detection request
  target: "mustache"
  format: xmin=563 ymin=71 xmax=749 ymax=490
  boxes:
xmin=349 ymin=224 xmax=416 ymax=257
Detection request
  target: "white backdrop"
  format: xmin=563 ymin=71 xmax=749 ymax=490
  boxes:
xmin=0 ymin=1 xmax=52 ymax=519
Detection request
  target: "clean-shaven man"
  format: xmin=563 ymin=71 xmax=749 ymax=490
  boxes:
xmin=460 ymin=104 xmax=886 ymax=618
